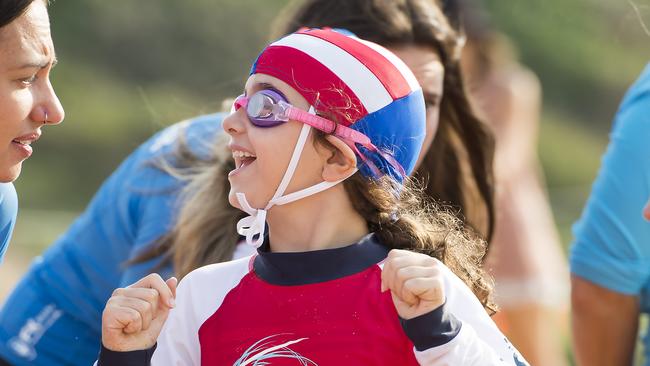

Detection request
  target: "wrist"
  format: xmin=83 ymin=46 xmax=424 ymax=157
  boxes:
xmin=399 ymin=301 xmax=462 ymax=351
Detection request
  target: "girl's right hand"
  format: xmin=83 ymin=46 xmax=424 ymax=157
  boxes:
xmin=101 ymin=273 xmax=177 ymax=352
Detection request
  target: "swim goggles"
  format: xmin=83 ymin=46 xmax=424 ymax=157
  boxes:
xmin=232 ymin=88 xmax=405 ymax=177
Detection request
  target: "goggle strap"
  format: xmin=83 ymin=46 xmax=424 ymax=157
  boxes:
xmin=286 ymin=107 xmax=371 ymax=146
xmin=368 ymin=144 xmax=407 ymax=178
xmin=233 ymin=95 xmax=247 ymax=112
xmin=266 ymin=123 xmax=312 ymax=208
xmin=351 ymin=142 xmax=406 ymax=179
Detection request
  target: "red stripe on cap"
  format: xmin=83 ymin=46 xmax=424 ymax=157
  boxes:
xmin=254 ymin=45 xmax=368 ymax=126
xmin=298 ymin=28 xmax=412 ymax=100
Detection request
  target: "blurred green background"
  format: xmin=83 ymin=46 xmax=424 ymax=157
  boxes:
xmin=1 ymin=0 xmax=649 ymax=362
xmin=11 ymin=0 xmax=649 ymax=250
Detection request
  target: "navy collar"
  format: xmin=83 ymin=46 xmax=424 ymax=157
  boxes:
xmin=253 ymin=233 xmax=389 ymax=286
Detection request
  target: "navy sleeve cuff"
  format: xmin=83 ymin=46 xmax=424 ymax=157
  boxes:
xmin=400 ymin=301 xmax=462 ymax=351
xmin=97 ymin=343 xmax=156 ymax=366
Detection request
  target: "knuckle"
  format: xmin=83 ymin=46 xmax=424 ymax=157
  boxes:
xmin=428 ymin=266 xmax=441 ymax=277
xmin=148 ymin=273 xmax=163 ymax=283
xmin=425 ymin=256 xmax=438 ymax=266
xmin=128 ymin=308 xmax=142 ymax=322
xmin=111 ymin=287 xmax=124 ymax=297
xmin=144 ymin=288 xmax=158 ymax=302
xmin=140 ymin=299 xmax=152 ymax=313
xmin=396 ymin=267 xmax=411 ymax=281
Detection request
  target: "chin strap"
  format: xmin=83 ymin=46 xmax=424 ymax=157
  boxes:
xmin=236 ymin=122 xmax=356 ymax=247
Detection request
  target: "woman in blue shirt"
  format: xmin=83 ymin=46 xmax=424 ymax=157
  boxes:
xmin=0 ymin=0 xmax=65 ymax=262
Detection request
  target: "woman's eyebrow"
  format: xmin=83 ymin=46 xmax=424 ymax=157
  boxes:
xmin=16 ymin=53 xmax=58 ymax=70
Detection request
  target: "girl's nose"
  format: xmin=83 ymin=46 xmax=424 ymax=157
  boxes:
xmin=222 ymin=107 xmax=247 ymax=136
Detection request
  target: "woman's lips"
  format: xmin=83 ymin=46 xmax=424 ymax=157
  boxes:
xmin=11 ymin=140 xmax=33 ymax=158
xmin=10 ymin=132 xmax=40 ymax=159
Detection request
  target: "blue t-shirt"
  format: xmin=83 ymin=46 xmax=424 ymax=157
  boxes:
xmin=0 ymin=114 xmax=224 ymax=366
xmin=570 ymin=64 xmax=650 ymax=361
xmin=0 ymin=183 xmax=17 ymax=263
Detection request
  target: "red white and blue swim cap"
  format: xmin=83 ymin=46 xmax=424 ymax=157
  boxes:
xmin=250 ymin=28 xmax=426 ymax=182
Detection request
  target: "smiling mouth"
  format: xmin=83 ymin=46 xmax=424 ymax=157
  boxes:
xmin=12 ymin=139 xmax=33 ymax=146
xmin=232 ymin=150 xmax=257 ymax=170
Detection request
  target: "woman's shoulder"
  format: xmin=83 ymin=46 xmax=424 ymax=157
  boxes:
xmin=0 ymin=183 xmax=17 ymax=232
xmin=0 ymin=183 xmax=17 ymax=259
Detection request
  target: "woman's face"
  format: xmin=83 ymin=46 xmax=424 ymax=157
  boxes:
xmin=387 ymin=45 xmax=444 ymax=170
xmin=223 ymin=74 xmax=328 ymax=210
xmin=0 ymin=1 xmax=64 ymax=182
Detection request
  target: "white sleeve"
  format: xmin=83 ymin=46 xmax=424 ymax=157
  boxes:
xmin=149 ymin=275 xmax=201 ymax=365
xmin=402 ymin=260 xmax=529 ymax=366
xmin=151 ymin=257 xmax=253 ymax=366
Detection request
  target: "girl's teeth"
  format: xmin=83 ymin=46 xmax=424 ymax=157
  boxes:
xmin=233 ymin=151 xmax=256 ymax=158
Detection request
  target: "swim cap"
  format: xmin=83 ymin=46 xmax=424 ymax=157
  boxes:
xmin=251 ymin=28 xmax=426 ymax=181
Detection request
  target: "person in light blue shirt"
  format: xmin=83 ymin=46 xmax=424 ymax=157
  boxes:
xmin=0 ymin=114 xmax=241 ymax=366
xmin=0 ymin=184 xmax=18 ymax=263
xmin=570 ymin=63 xmax=650 ymax=366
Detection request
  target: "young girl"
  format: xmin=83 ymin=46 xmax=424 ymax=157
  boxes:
xmin=0 ymin=3 xmax=497 ymax=364
xmin=99 ymin=28 xmax=527 ymax=365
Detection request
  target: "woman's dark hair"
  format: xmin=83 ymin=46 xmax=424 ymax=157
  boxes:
xmin=0 ymin=0 xmax=36 ymax=29
xmin=275 ymin=0 xmax=496 ymax=243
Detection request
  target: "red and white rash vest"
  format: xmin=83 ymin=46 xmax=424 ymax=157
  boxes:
xmin=98 ymin=234 xmax=528 ymax=365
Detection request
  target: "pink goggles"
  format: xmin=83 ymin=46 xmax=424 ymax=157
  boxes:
xmin=232 ymin=88 xmax=406 ymax=178
xmin=233 ymin=89 xmax=371 ymax=145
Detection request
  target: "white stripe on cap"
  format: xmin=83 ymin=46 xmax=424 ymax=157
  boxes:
xmin=272 ymin=33 xmax=393 ymax=113
xmin=356 ymin=39 xmax=421 ymax=92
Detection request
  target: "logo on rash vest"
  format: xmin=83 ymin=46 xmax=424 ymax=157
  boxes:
xmin=234 ymin=334 xmax=317 ymax=365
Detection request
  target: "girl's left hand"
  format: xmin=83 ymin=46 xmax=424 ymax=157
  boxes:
xmin=381 ymin=249 xmax=446 ymax=320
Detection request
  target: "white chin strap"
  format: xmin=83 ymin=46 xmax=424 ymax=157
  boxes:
xmin=236 ymin=123 xmax=356 ymax=247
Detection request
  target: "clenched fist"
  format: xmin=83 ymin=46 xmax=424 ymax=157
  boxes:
xmin=381 ymin=249 xmax=445 ymax=320
xmin=102 ymin=273 xmax=177 ymax=352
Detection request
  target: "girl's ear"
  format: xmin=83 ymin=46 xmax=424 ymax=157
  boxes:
xmin=320 ymin=135 xmax=358 ymax=182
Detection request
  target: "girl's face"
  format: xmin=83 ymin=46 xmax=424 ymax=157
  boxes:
xmin=0 ymin=1 xmax=64 ymax=182
xmin=387 ymin=45 xmax=444 ymax=170
xmin=223 ymin=74 xmax=331 ymax=210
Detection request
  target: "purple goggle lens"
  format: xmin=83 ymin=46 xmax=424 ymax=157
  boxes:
xmin=233 ymin=89 xmax=288 ymax=128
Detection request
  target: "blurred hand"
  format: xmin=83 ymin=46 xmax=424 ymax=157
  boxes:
xmin=381 ymin=249 xmax=445 ymax=320
xmin=644 ymin=199 xmax=650 ymax=221
xmin=102 ymin=273 xmax=177 ymax=352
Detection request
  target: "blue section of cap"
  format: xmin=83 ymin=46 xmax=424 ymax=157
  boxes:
xmin=352 ymin=89 xmax=426 ymax=182
xmin=329 ymin=28 xmax=357 ymax=37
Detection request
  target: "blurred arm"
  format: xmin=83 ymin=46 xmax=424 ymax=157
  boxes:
xmin=571 ymin=275 xmax=639 ymax=366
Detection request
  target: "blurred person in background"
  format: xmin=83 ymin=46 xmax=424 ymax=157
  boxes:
xmin=0 ymin=1 xmax=497 ymax=365
xmin=0 ymin=0 xmax=64 ymax=264
xmin=442 ymin=0 xmax=570 ymax=364
xmin=570 ymin=63 xmax=650 ymax=366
